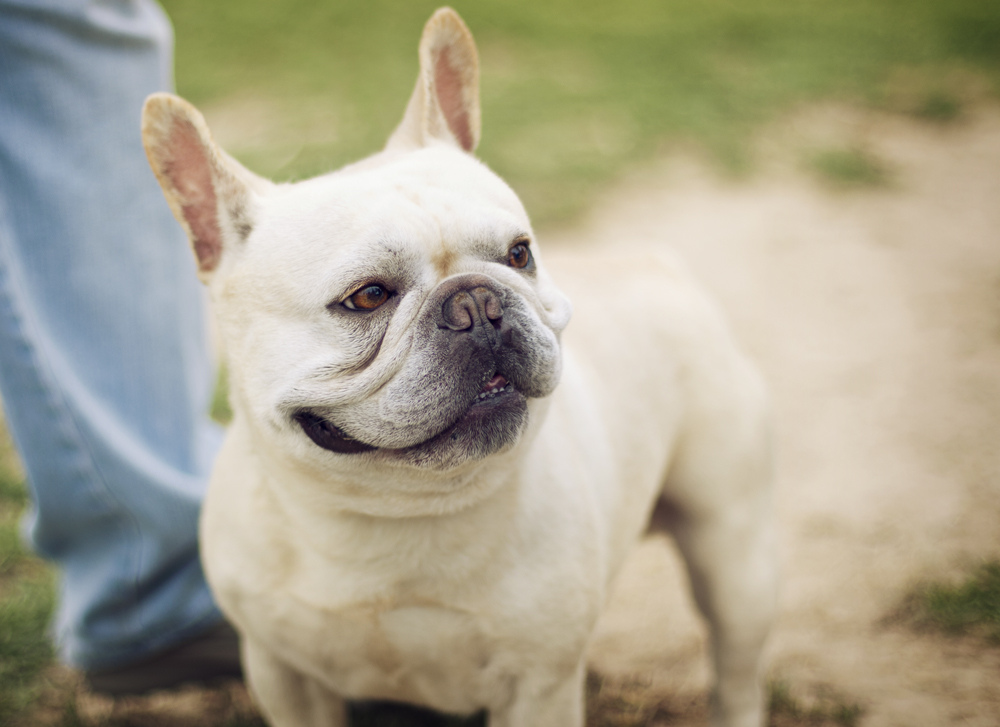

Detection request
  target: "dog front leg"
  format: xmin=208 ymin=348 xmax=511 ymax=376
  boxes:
xmin=242 ymin=638 xmax=348 ymax=727
xmin=488 ymin=661 xmax=586 ymax=727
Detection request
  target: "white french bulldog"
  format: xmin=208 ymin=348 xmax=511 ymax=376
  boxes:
xmin=142 ymin=8 xmax=775 ymax=727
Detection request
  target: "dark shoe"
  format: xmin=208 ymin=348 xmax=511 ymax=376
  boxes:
xmin=83 ymin=621 xmax=243 ymax=696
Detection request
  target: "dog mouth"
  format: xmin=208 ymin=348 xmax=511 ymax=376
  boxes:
xmin=473 ymin=373 xmax=510 ymax=404
xmin=293 ymin=410 xmax=377 ymax=454
xmin=294 ymin=372 xmax=521 ymax=456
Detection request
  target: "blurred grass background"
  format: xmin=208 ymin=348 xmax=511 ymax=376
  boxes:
xmin=2 ymin=0 xmax=1000 ymax=724
xmin=164 ymin=0 xmax=1000 ymax=225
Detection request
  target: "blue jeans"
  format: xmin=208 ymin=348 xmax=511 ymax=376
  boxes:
xmin=0 ymin=0 xmax=224 ymax=669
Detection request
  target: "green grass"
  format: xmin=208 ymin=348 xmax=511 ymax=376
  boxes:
xmin=902 ymin=561 xmax=1000 ymax=642
xmin=160 ymin=0 xmax=1000 ymax=226
xmin=768 ymin=681 xmax=863 ymax=727
xmin=0 ymin=576 xmax=56 ymax=723
xmin=0 ymin=430 xmax=57 ymax=727
xmin=211 ymin=367 xmax=233 ymax=425
xmin=807 ymin=146 xmax=892 ymax=188
xmin=914 ymin=91 xmax=964 ymax=121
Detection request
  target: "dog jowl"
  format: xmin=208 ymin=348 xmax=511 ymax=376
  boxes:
xmin=294 ymin=265 xmax=564 ymax=468
xmin=143 ymin=7 xmax=775 ymax=727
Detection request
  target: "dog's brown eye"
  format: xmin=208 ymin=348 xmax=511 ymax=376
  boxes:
xmin=345 ymin=284 xmax=391 ymax=311
xmin=507 ymin=242 xmax=531 ymax=269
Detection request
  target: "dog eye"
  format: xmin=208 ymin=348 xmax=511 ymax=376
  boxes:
xmin=507 ymin=241 xmax=532 ymax=269
xmin=343 ymin=284 xmax=392 ymax=311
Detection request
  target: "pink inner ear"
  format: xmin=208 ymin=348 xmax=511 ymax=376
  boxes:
xmin=434 ymin=46 xmax=474 ymax=152
xmin=166 ymin=119 xmax=222 ymax=272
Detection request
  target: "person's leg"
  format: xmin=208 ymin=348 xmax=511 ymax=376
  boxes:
xmin=0 ymin=0 xmax=228 ymax=675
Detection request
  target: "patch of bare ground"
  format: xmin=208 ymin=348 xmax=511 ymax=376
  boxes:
xmin=561 ymin=104 xmax=1000 ymax=725
xmin=20 ymin=666 xmax=259 ymax=727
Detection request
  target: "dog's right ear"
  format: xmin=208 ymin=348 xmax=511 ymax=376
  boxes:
xmin=142 ymin=93 xmax=271 ymax=281
xmin=386 ymin=7 xmax=481 ymax=153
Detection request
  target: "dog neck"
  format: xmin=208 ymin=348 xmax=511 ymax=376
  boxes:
xmin=230 ymin=411 xmax=525 ymax=519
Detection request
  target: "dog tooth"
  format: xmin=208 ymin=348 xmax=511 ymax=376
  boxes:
xmin=491 ymin=388 xmax=498 ymax=394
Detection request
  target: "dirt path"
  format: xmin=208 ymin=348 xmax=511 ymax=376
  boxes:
xmin=549 ymin=106 xmax=1000 ymax=725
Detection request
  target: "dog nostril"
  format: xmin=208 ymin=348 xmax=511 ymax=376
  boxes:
xmin=477 ymin=287 xmax=503 ymax=323
xmin=441 ymin=286 xmax=503 ymax=331
xmin=442 ymin=290 xmax=476 ymax=330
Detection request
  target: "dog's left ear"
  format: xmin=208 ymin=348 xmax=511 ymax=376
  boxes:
xmin=386 ymin=7 xmax=481 ymax=153
xmin=142 ymin=93 xmax=271 ymax=282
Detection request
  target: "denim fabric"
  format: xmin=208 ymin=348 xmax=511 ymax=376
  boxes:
xmin=0 ymin=0 xmax=225 ymax=669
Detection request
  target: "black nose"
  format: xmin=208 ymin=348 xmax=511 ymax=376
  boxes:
xmin=441 ymin=285 xmax=503 ymax=331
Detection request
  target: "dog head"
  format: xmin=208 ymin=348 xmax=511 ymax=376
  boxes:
xmin=142 ymin=8 xmax=572 ymax=491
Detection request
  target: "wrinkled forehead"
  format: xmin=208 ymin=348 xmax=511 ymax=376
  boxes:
xmin=261 ymin=147 xmax=530 ymax=262
xmin=230 ymin=147 xmax=535 ymax=309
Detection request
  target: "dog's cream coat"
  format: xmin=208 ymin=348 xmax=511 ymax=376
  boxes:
xmin=143 ymin=8 xmax=775 ymax=727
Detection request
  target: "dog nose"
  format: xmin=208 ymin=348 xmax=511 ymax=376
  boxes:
xmin=441 ymin=286 xmax=503 ymax=331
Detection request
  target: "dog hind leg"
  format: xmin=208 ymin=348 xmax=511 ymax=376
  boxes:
xmin=667 ymin=494 xmax=775 ymax=727
xmin=661 ymin=358 xmax=777 ymax=727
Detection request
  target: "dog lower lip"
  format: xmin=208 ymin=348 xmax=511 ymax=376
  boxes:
xmin=294 ymin=410 xmax=376 ymax=454
xmin=296 ymin=376 xmax=521 ymax=455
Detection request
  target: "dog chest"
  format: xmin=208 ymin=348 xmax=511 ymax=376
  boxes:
xmin=232 ymin=566 xmax=595 ymax=716
xmin=204 ymin=463 xmax=603 ymax=716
